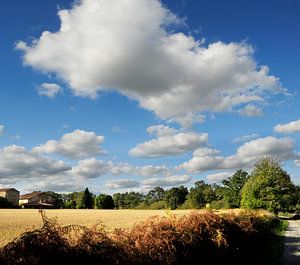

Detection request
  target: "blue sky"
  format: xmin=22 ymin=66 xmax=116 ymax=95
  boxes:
xmin=0 ymin=0 xmax=299 ymax=194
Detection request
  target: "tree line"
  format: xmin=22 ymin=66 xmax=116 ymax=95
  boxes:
xmin=1 ymin=157 xmax=299 ymax=212
xmin=60 ymin=157 xmax=300 ymax=212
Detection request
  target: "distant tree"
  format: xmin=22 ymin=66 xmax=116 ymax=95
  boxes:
xmin=186 ymin=181 xmax=216 ymax=208
xmin=95 ymin=194 xmax=115 ymax=209
xmin=82 ymin=188 xmax=94 ymax=209
xmin=222 ymin=170 xmax=249 ymax=208
xmin=164 ymin=186 xmax=188 ymax=210
xmin=241 ymin=157 xmax=294 ymax=211
xmin=146 ymin=187 xmax=165 ymax=204
xmin=113 ymin=192 xmax=144 ymax=209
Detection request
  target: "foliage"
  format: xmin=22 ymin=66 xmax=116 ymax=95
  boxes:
xmin=95 ymin=194 xmax=115 ymax=209
xmin=241 ymin=157 xmax=294 ymax=211
xmin=145 ymin=187 xmax=165 ymax=205
xmin=164 ymin=186 xmax=188 ymax=210
xmin=186 ymin=181 xmax=216 ymax=209
xmin=222 ymin=170 xmax=249 ymax=208
xmin=0 ymin=210 xmax=282 ymax=265
xmin=82 ymin=188 xmax=94 ymax=209
xmin=0 ymin=197 xmax=12 ymax=208
xmin=44 ymin=191 xmax=64 ymax=208
xmin=113 ymin=192 xmax=144 ymax=209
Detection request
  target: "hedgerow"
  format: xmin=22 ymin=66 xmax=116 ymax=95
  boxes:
xmin=0 ymin=210 xmax=280 ymax=265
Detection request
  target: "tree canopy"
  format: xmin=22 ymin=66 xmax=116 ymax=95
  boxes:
xmin=241 ymin=157 xmax=294 ymax=211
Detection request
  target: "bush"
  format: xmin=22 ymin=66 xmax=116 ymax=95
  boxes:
xmin=0 ymin=197 xmax=12 ymax=208
xmin=0 ymin=210 xmax=281 ymax=265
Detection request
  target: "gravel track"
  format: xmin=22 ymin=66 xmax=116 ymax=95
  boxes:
xmin=283 ymin=220 xmax=300 ymax=265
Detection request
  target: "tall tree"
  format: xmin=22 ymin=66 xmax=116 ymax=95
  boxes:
xmin=82 ymin=188 xmax=94 ymax=209
xmin=164 ymin=186 xmax=188 ymax=210
xmin=187 ymin=181 xmax=216 ymax=209
xmin=241 ymin=157 xmax=294 ymax=211
xmin=222 ymin=170 xmax=248 ymax=208
xmin=95 ymin=194 xmax=115 ymax=209
xmin=146 ymin=187 xmax=165 ymax=204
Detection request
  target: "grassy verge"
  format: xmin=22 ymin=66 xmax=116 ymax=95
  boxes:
xmin=250 ymin=219 xmax=288 ymax=265
xmin=0 ymin=210 xmax=285 ymax=265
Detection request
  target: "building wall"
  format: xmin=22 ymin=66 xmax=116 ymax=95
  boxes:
xmin=27 ymin=194 xmax=55 ymax=204
xmin=0 ymin=190 xmax=19 ymax=206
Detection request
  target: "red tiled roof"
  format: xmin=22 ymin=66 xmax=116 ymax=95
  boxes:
xmin=0 ymin=188 xmax=18 ymax=192
xmin=20 ymin=191 xmax=44 ymax=200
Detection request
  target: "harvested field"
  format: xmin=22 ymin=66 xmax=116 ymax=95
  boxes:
xmin=0 ymin=209 xmax=192 ymax=247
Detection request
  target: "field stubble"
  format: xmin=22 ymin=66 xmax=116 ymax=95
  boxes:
xmin=0 ymin=209 xmax=191 ymax=247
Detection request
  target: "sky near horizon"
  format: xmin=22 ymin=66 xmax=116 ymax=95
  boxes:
xmin=0 ymin=0 xmax=299 ymax=194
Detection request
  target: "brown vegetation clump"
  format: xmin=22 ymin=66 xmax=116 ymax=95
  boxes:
xmin=0 ymin=210 xmax=280 ymax=265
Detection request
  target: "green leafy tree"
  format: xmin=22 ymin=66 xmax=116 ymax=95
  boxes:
xmin=113 ymin=192 xmax=144 ymax=209
xmin=146 ymin=187 xmax=165 ymax=205
xmin=44 ymin=191 xmax=64 ymax=208
xmin=82 ymin=188 xmax=94 ymax=209
xmin=241 ymin=157 xmax=294 ymax=211
xmin=164 ymin=186 xmax=188 ymax=210
xmin=222 ymin=170 xmax=248 ymax=208
xmin=186 ymin=181 xmax=216 ymax=208
xmin=95 ymin=194 xmax=115 ymax=209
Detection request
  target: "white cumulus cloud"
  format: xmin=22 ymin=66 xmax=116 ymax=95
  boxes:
xmin=105 ymin=179 xmax=140 ymax=189
xmin=129 ymin=125 xmax=208 ymax=157
xmin=0 ymin=145 xmax=70 ymax=181
xmin=274 ymin=119 xmax=300 ymax=133
xmin=180 ymin=136 xmax=299 ymax=173
xmin=37 ymin=83 xmax=62 ymax=98
xmin=16 ymin=0 xmax=284 ymax=125
xmin=142 ymin=174 xmax=191 ymax=187
xmin=205 ymin=172 xmax=233 ymax=183
xmin=238 ymin=104 xmax=263 ymax=117
xmin=33 ymin=129 xmax=106 ymax=159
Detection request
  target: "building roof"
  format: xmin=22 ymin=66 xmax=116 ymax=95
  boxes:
xmin=20 ymin=191 xmax=44 ymax=200
xmin=0 ymin=188 xmax=19 ymax=192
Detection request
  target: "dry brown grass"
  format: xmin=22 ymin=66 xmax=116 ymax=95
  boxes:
xmin=0 ymin=209 xmax=281 ymax=265
xmin=0 ymin=209 xmax=192 ymax=247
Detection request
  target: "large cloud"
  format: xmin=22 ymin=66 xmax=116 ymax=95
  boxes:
xmin=0 ymin=145 xmax=70 ymax=181
xmin=70 ymin=158 xmax=168 ymax=179
xmin=16 ymin=0 xmax=284 ymax=125
xmin=274 ymin=119 xmax=300 ymax=133
xmin=179 ymin=136 xmax=299 ymax=173
xmin=33 ymin=130 xmax=106 ymax=159
xmin=129 ymin=125 xmax=208 ymax=157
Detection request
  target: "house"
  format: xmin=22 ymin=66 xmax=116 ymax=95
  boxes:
xmin=19 ymin=191 xmax=55 ymax=208
xmin=0 ymin=188 xmax=20 ymax=206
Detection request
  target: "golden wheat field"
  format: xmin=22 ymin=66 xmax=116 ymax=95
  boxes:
xmin=0 ymin=209 xmax=193 ymax=247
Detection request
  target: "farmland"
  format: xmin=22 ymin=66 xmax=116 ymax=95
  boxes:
xmin=0 ymin=209 xmax=192 ymax=247
xmin=0 ymin=209 xmax=284 ymax=265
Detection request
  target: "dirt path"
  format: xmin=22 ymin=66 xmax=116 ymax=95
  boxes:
xmin=283 ymin=220 xmax=300 ymax=265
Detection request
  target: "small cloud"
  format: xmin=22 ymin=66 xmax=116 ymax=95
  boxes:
xmin=238 ymin=104 xmax=263 ymax=117
xmin=295 ymin=160 xmax=300 ymax=167
xmin=10 ymin=134 xmax=21 ymax=140
xmin=69 ymin=106 xmax=76 ymax=111
xmin=0 ymin=125 xmax=4 ymax=136
xmin=37 ymin=83 xmax=62 ymax=98
xmin=62 ymin=124 xmax=70 ymax=129
xmin=232 ymin=133 xmax=259 ymax=143
xmin=105 ymin=179 xmax=140 ymax=189
xmin=111 ymin=126 xmax=127 ymax=133
xmin=205 ymin=172 xmax=233 ymax=183
xmin=274 ymin=119 xmax=300 ymax=133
